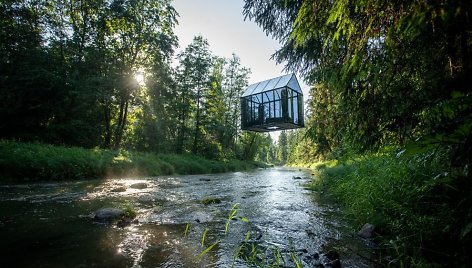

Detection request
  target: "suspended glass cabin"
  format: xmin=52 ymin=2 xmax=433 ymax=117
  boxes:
xmin=241 ymin=74 xmax=304 ymax=132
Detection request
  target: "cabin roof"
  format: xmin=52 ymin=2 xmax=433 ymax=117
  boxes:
xmin=241 ymin=73 xmax=302 ymax=98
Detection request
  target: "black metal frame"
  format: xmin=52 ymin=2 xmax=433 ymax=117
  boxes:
xmin=241 ymin=86 xmax=304 ymax=132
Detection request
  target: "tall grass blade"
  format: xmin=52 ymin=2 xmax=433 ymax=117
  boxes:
xmin=201 ymin=228 xmax=208 ymax=246
xmin=225 ymin=203 xmax=239 ymax=234
xmin=183 ymin=223 xmax=190 ymax=238
xmin=198 ymin=241 xmax=219 ymax=259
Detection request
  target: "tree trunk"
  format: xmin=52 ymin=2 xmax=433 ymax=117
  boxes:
xmin=192 ymin=86 xmax=202 ymax=154
xmin=103 ymin=99 xmax=112 ymax=148
xmin=114 ymin=95 xmax=129 ymax=149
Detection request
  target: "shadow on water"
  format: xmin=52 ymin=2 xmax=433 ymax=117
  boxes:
xmin=0 ymin=168 xmax=375 ymax=267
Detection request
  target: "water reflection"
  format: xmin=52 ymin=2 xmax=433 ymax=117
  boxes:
xmin=81 ymin=179 xmax=159 ymax=201
xmin=0 ymin=168 xmax=372 ymax=267
xmin=118 ymin=226 xmax=150 ymax=267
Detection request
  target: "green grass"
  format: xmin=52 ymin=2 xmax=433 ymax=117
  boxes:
xmin=0 ymin=140 xmax=267 ymax=181
xmin=307 ymin=148 xmax=471 ymax=267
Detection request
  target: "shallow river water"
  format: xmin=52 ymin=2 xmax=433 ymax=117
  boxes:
xmin=0 ymin=168 xmax=373 ymax=267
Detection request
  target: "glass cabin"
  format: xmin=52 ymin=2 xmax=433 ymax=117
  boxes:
xmin=241 ymin=74 xmax=304 ymax=132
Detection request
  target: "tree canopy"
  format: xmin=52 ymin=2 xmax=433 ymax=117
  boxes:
xmin=244 ymin=0 xmax=471 ymax=159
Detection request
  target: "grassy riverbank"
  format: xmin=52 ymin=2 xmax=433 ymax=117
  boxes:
xmin=0 ymin=140 xmax=266 ymax=181
xmin=298 ymin=148 xmax=471 ymax=267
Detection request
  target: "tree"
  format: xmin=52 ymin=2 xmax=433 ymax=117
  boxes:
xmin=103 ymin=0 xmax=177 ymax=149
xmin=175 ymin=36 xmax=212 ymax=154
xmin=221 ymin=54 xmax=251 ymax=151
xmin=136 ymin=59 xmax=178 ymax=153
xmin=0 ymin=0 xmax=69 ymax=143
xmin=237 ymin=132 xmax=267 ymax=160
xmin=255 ymin=133 xmax=277 ymax=163
xmin=201 ymin=57 xmax=226 ymax=158
xmin=303 ymin=83 xmax=343 ymax=158
xmin=276 ymin=130 xmax=288 ymax=164
xmin=0 ymin=0 xmax=178 ymax=150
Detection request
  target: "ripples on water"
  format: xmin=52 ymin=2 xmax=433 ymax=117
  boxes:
xmin=0 ymin=168 xmax=372 ymax=267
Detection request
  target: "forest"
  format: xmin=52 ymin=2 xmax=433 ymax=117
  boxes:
xmin=245 ymin=0 xmax=471 ymax=266
xmin=1 ymin=0 xmax=471 ymax=267
xmin=0 ymin=0 xmax=283 ymax=163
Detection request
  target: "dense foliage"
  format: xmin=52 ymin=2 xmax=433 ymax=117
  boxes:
xmin=244 ymin=0 xmax=471 ymax=156
xmin=310 ymin=149 xmax=471 ymax=266
xmin=0 ymin=0 xmax=274 ymax=160
xmin=244 ymin=0 xmax=471 ymax=266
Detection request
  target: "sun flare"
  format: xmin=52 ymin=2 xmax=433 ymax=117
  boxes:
xmin=134 ymin=71 xmax=145 ymax=86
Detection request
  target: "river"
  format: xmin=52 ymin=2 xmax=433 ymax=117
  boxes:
xmin=0 ymin=167 xmax=373 ymax=267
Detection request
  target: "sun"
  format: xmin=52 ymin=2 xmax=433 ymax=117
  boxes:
xmin=134 ymin=71 xmax=145 ymax=86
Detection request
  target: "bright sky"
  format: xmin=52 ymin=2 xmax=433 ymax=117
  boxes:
xmin=172 ymin=0 xmax=309 ymax=91
xmin=172 ymin=0 xmax=309 ymax=141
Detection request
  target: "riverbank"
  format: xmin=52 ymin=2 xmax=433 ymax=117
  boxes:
xmin=292 ymin=148 xmax=471 ymax=267
xmin=0 ymin=140 xmax=266 ymax=181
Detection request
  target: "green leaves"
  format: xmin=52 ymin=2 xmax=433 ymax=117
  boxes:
xmin=245 ymin=0 xmax=472 ymax=162
xmin=0 ymin=0 xmax=179 ymax=149
xmin=0 ymin=0 xmax=257 ymax=158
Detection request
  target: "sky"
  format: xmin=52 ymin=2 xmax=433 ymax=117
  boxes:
xmin=171 ymin=0 xmax=309 ymax=141
xmin=171 ymin=0 xmax=309 ymax=95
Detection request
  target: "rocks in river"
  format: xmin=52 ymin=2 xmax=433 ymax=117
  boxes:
xmin=94 ymin=208 xmax=125 ymax=222
xmin=358 ymin=223 xmax=376 ymax=238
xmin=298 ymin=248 xmax=308 ymax=254
xmin=327 ymin=258 xmax=341 ymax=268
xmin=94 ymin=207 xmax=136 ymax=227
xmin=324 ymin=250 xmax=341 ymax=268
xmin=315 ymin=247 xmax=341 ymax=268
xmin=111 ymin=186 xmax=127 ymax=192
xmin=304 ymin=252 xmax=323 ymax=267
xmin=293 ymin=176 xmax=303 ymax=180
xmin=130 ymin=182 xmax=148 ymax=189
xmin=201 ymin=197 xmax=221 ymax=205
xmin=110 ymin=182 xmax=148 ymax=192
xmin=199 ymin=178 xmax=211 ymax=182
xmin=325 ymin=250 xmax=340 ymax=261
